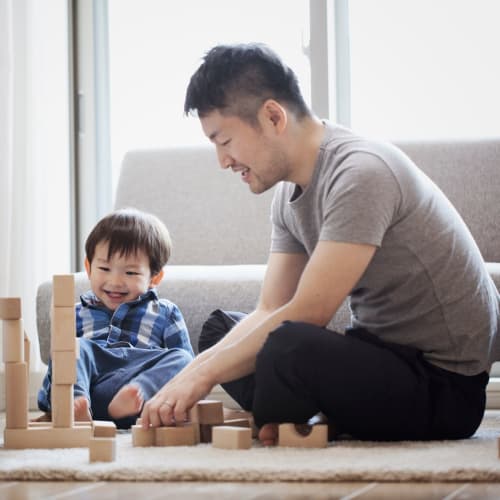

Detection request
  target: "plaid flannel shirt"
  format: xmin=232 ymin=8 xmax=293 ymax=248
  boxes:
xmin=75 ymin=288 xmax=194 ymax=355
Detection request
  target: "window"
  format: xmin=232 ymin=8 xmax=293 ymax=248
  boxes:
xmin=348 ymin=0 xmax=500 ymax=140
xmin=107 ymin=0 xmax=311 ymax=198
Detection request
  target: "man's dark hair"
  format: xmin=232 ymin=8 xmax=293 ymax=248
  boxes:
xmin=184 ymin=43 xmax=311 ymax=125
xmin=85 ymin=208 xmax=171 ymax=276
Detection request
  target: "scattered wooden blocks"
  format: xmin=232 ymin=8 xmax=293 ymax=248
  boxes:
xmin=5 ymin=362 xmax=28 ymax=429
xmin=278 ymin=423 xmax=328 ymax=448
xmin=4 ymin=425 xmax=92 ymax=449
xmin=212 ymin=426 xmax=252 ymax=450
xmin=89 ymin=437 xmax=116 ymax=462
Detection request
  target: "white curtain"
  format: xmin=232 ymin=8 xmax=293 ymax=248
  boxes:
xmin=0 ymin=0 xmax=71 ymax=374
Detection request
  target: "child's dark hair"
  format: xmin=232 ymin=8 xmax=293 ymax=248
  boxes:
xmin=85 ymin=208 xmax=172 ymax=276
xmin=184 ymin=43 xmax=311 ymax=125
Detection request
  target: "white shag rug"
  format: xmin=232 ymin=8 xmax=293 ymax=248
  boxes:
xmin=2 ymin=414 xmax=500 ymax=482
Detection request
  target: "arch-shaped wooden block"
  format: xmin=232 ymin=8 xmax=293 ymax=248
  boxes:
xmin=278 ymin=423 xmax=328 ymax=448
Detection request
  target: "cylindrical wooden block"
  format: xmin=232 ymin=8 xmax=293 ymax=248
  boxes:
xmin=5 ymin=362 xmax=28 ymax=429
xmin=2 ymin=319 xmax=24 ymax=362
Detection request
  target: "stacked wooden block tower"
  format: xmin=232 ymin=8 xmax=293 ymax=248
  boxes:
xmin=2 ymin=275 xmax=117 ymax=461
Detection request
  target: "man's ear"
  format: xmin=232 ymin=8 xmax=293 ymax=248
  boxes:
xmin=84 ymin=257 xmax=91 ymax=278
xmin=150 ymin=269 xmax=164 ymax=287
xmin=260 ymin=99 xmax=287 ymax=134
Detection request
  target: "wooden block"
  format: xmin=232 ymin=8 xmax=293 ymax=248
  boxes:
xmin=278 ymin=423 xmax=328 ymax=448
xmin=2 ymin=319 xmax=24 ymax=362
xmin=4 ymin=426 xmax=92 ymax=449
xmin=155 ymin=424 xmax=197 ymax=446
xmin=89 ymin=437 xmax=116 ymax=462
xmin=131 ymin=425 xmax=156 ymax=447
xmin=199 ymin=423 xmax=213 ymax=443
xmin=5 ymin=362 xmax=28 ymax=429
xmin=212 ymin=426 xmax=252 ymax=450
xmin=222 ymin=418 xmax=251 ymax=428
xmin=189 ymin=400 xmax=224 ymax=425
xmin=51 ymin=384 xmax=74 ymax=428
xmin=93 ymin=420 xmax=117 ymax=437
xmin=52 ymin=274 xmax=75 ymax=307
xmin=0 ymin=297 xmax=21 ymax=319
xmin=51 ymin=307 xmax=76 ymax=352
xmin=52 ymin=350 xmax=77 ymax=384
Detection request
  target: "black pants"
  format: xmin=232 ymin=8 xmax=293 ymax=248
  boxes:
xmin=199 ymin=309 xmax=489 ymax=441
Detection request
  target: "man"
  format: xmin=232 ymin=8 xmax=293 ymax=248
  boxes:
xmin=141 ymin=43 xmax=499 ymax=443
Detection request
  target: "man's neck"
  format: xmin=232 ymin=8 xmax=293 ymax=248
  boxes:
xmin=287 ymin=116 xmax=325 ymax=190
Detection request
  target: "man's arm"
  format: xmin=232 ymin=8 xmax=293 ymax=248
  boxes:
xmin=142 ymin=241 xmax=376 ymax=426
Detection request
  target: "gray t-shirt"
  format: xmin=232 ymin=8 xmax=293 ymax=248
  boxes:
xmin=271 ymin=122 xmax=499 ymax=375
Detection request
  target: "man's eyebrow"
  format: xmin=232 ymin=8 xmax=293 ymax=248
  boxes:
xmin=208 ymin=130 xmax=219 ymax=141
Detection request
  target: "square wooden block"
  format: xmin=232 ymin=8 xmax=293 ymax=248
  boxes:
xmin=189 ymin=400 xmax=224 ymax=425
xmin=212 ymin=426 xmax=252 ymax=450
xmin=0 ymin=298 xmax=21 ymax=320
xmin=131 ymin=425 xmax=156 ymax=447
xmin=93 ymin=420 xmax=117 ymax=438
xmin=52 ymin=274 xmax=75 ymax=307
xmin=89 ymin=437 xmax=116 ymax=462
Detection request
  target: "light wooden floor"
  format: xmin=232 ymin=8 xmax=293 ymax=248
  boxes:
xmin=2 ymin=480 xmax=500 ymax=499
xmin=2 ymin=413 xmax=500 ymax=499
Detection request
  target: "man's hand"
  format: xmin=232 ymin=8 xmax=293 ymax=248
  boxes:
xmin=140 ymin=367 xmax=214 ymax=428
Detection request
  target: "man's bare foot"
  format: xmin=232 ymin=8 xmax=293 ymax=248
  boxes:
xmin=74 ymin=396 xmax=92 ymax=421
xmin=31 ymin=412 xmax=52 ymax=422
xmin=108 ymin=384 xmax=144 ymax=419
xmin=258 ymin=423 xmax=279 ymax=446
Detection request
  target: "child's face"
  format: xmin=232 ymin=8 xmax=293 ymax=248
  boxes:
xmin=85 ymin=241 xmax=159 ymax=311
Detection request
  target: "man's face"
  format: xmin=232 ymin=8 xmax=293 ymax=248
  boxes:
xmin=200 ymin=109 xmax=290 ymax=194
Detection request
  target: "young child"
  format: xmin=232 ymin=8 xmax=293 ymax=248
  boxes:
xmin=37 ymin=208 xmax=194 ymax=428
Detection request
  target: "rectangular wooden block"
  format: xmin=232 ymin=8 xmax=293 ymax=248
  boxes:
xmin=93 ymin=420 xmax=117 ymax=437
xmin=278 ymin=423 xmax=328 ymax=448
xmin=51 ymin=384 xmax=74 ymax=428
xmin=131 ymin=425 xmax=156 ymax=447
xmin=5 ymin=362 xmax=28 ymax=429
xmin=212 ymin=426 xmax=252 ymax=450
xmin=2 ymin=319 xmax=24 ymax=362
xmin=51 ymin=307 xmax=76 ymax=352
xmin=0 ymin=297 xmax=21 ymax=319
xmin=89 ymin=437 xmax=116 ymax=462
xmin=52 ymin=274 xmax=75 ymax=307
xmin=52 ymin=350 xmax=77 ymax=384
xmin=4 ymin=426 xmax=92 ymax=449
xmin=155 ymin=424 xmax=197 ymax=446
xmin=189 ymin=400 xmax=224 ymax=425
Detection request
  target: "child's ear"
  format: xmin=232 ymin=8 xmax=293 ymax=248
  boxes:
xmin=150 ymin=269 xmax=164 ymax=287
xmin=84 ymin=257 xmax=91 ymax=277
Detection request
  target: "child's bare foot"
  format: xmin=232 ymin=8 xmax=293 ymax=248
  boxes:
xmin=74 ymin=396 xmax=92 ymax=421
xmin=258 ymin=423 xmax=279 ymax=446
xmin=108 ymin=384 xmax=144 ymax=419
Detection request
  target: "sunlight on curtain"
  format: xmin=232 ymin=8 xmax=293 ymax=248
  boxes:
xmin=0 ymin=0 xmax=71 ymax=375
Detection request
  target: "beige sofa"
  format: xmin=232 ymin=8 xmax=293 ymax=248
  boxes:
xmin=36 ymin=140 xmax=500 ymax=367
